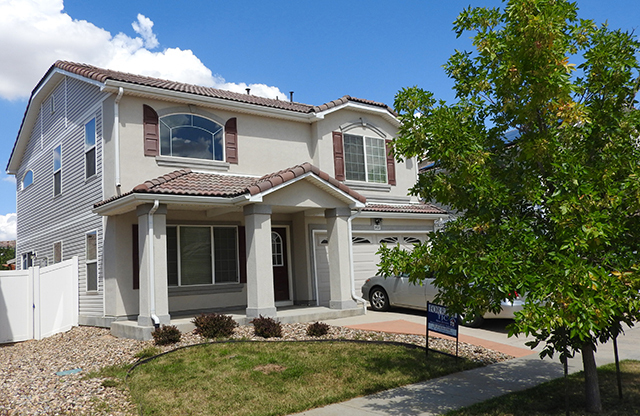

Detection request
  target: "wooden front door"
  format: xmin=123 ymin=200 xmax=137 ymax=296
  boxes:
xmin=271 ymin=228 xmax=290 ymax=302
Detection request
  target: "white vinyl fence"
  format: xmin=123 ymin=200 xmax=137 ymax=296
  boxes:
xmin=0 ymin=257 xmax=78 ymax=344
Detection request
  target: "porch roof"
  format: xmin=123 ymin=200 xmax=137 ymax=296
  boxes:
xmin=93 ymin=162 xmax=367 ymax=215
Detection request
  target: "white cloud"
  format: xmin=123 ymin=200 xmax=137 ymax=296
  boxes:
xmin=0 ymin=213 xmax=16 ymax=241
xmin=0 ymin=0 xmax=286 ymax=101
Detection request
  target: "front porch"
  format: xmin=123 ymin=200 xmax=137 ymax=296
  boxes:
xmin=110 ymin=305 xmax=365 ymax=340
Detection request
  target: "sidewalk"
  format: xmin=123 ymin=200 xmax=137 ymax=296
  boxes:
xmin=294 ymin=311 xmax=640 ymax=415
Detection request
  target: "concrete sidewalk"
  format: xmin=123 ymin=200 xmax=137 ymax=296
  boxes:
xmin=294 ymin=310 xmax=640 ymax=416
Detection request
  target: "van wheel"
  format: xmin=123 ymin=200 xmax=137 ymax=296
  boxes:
xmin=461 ymin=313 xmax=484 ymax=328
xmin=370 ymin=287 xmax=390 ymax=311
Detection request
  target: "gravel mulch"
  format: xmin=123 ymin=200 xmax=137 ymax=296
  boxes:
xmin=0 ymin=323 xmax=512 ymax=415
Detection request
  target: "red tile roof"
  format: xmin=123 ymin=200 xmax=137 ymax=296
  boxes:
xmin=94 ymin=163 xmax=366 ymax=208
xmin=363 ymin=203 xmax=445 ymax=214
xmin=52 ymin=61 xmax=395 ymax=116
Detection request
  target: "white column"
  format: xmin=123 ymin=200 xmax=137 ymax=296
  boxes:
xmin=243 ymin=204 xmax=277 ymax=318
xmin=136 ymin=203 xmax=170 ymax=327
xmin=325 ymin=207 xmax=357 ymax=309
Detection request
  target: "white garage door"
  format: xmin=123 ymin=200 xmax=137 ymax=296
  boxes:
xmin=314 ymin=232 xmax=425 ymax=306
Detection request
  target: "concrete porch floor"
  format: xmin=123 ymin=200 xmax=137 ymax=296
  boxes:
xmin=110 ymin=305 xmax=366 ymax=340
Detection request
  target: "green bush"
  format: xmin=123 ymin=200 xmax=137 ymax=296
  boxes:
xmin=306 ymin=321 xmax=330 ymax=337
xmin=251 ymin=315 xmax=282 ymax=338
xmin=192 ymin=313 xmax=238 ymax=339
xmin=151 ymin=325 xmax=181 ymax=346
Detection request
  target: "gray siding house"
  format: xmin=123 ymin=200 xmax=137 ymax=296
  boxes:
xmin=7 ymin=61 xmax=446 ymax=339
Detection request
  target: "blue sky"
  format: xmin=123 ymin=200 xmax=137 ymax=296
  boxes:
xmin=0 ymin=0 xmax=638 ymax=240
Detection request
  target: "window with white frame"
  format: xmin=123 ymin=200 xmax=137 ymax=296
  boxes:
xmin=22 ymin=170 xmax=33 ymax=190
xmin=271 ymin=232 xmax=283 ymax=266
xmin=22 ymin=252 xmax=34 ymax=270
xmin=160 ymin=114 xmax=224 ymax=161
xmin=53 ymin=145 xmax=61 ymax=196
xmin=166 ymin=225 xmax=238 ymax=286
xmin=86 ymin=231 xmax=98 ymax=291
xmin=85 ymin=118 xmax=96 ymax=178
xmin=343 ymin=134 xmax=387 ymax=183
xmin=53 ymin=241 xmax=62 ymax=263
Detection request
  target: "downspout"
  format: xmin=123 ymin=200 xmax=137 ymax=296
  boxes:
xmin=348 ymin=208 xmax=367 ymax=314
xmin=148 ymin=200 xmax=160 ymax=328
xmin=114 ymin=87 xmax=124 ymax=188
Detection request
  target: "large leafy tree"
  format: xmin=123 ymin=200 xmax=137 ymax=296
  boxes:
xmin=380 ymin=0 xmax=640 ymax=412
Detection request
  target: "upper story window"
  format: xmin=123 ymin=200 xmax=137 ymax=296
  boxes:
xmin=344 ymin=134 xmax=387 ymax=183
xmin=22 ymin=170 xmax=33 ymax=190
xmin=160 ymin=114 xmax=223 ymax=161
xmin=85 ymin=118 xmax=96 ymax=178
xmin=53 ymin=145 xmax=61 ymax=196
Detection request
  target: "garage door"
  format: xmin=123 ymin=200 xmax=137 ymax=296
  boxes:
xmin=314 ymin=233 xmax=425 ymax=306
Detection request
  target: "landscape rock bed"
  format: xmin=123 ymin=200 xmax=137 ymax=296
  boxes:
xmin=0 ymin=323 xmax=512 ymax=415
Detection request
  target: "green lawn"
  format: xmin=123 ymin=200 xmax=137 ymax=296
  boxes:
xmin=117 ymin=340 xmax=478 ymax=416
xmin=446 ymin=360 xmax=640 ymax=415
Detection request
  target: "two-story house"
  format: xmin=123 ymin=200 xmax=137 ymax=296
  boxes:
xmin=7 ymin=61 xmax=445 ymax=339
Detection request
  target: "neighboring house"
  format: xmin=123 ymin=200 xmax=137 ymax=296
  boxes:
xmin=7 ymin=61 xmax=446 ymax=339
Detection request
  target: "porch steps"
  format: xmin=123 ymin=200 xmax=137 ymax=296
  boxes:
xmin=110 ymin=305 xmax=366 ymax=341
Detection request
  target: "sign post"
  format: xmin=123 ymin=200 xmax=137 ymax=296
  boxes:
xmin=426 ymin=302 xmax=459 ymax=358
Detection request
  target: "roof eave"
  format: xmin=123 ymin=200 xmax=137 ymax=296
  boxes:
xmin=359 ymin=211 xmax=446 ymax=220
xmin=93 ymin=192 xmax=251 ymax=216
xmin=102 ymin=80 xmax=321 ymax=123
xmin=314 ymin=101 xmax=400 ymax=127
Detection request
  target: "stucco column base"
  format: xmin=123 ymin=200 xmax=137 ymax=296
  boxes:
xmin=246 ymin=307 xmax=278 ymax=319
xmin=137 ymin=314 xmax=171 ymax=327
xmin=330 ymin=299 xmax=358 ymax=310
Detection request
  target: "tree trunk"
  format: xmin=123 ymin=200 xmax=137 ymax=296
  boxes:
xmin=582 ymin=341 xmax=602 ymax=413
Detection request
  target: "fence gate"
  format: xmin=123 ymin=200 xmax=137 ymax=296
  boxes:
xmin=0 ymin=257 xmax=78 ymax=344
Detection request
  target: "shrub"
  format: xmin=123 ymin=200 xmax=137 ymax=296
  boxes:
xmin=251 ymin=315 xmax=282 ymax=338
xmin=151 ymin=325 xmax=181 ymax=346
xmin=306 ymin=321 xmax=330 ymax=337
xmin=192 ymin=313 xmax=238 ymax=339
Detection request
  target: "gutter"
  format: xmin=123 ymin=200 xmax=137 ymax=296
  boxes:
xmin=148 ymin=200 xmax=160 ymax=328
xmin=348 ymin=208 xmax=367 ymax=314
xmin=114 ymin=87 xmax=124 ymax=188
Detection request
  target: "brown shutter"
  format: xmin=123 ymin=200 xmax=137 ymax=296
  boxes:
xmin=332 ymin=131 xmax=345 ymax=181
xmin=143 ymin=105 xmax=159 ymax=156
xmin=386 ymin=140 xmax=396 ymax=185
xmin=238 ymin=226 xmax=247 ymax=283
xmin=132 ymin=224 xmax=139 ymax=290
xmin=225 ymin=117 xmax=238 ymax=164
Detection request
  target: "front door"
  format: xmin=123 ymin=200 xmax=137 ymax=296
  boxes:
xmin=271 ymin=228 xmax=290 ymax=302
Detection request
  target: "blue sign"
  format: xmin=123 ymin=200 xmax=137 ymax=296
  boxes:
xmin=427 ymin=302 xmax=458 ymax=337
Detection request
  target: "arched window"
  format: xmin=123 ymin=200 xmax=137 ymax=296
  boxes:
xmin=160 ymin=114 xmax=224 ymax=161
xmin=272 ymin=232 xmax=284 ymax=266
xmin=22 ymin=170 xmax=33 ymax=190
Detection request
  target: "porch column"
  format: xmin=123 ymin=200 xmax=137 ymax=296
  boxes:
xmin=325 ymin=207 xmax=357 ymax=309
xmin=136 ymin=203 xmax=170 ymax=327
xmin=243 ymin=204 xmax=277 ymax=318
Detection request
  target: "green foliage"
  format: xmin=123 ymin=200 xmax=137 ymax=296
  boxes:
xmin=192 ymin=313 xmax=238 ymax=339
xmin=135 ymin=346 xmax=161 ymax=359
xmin=384 ymin=0 xmax=640 ymax=411
xmin=306 ymin=321 xmax=330 ymax=337
xmin=0 ymin=246 xmax=15 ymax=270
xmin=152 ymin=325 xmax=182 ymax=346
xmin=251 ymin=315 xmax=282 ymax=338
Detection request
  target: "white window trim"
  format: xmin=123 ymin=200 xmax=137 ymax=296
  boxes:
xmin=85 ymin=118 xmax=97 ymax=179
xmin=53 ymin=144 xmax=62 ymax=197
xmin=85 ymin=230 xmax=98 ymax=293
xmin=169 ymin=225 xmax=240 ymax=287
xmin=344 ymin=134 xmax=387 ymax=184
xmin=159 ymin=113 xmax=226 ymax=162
xmin=22 ymin=170 xmax=34 ymax=190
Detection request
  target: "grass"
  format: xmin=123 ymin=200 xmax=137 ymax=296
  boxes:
xmin=117 ymin=340 xmax=478 ymax=416
xmin=446 ymin=360 xmax=640 ymax=415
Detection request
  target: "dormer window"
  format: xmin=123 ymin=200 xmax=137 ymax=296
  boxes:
xmin=160 ymin=114 xmax=224 ymax=161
